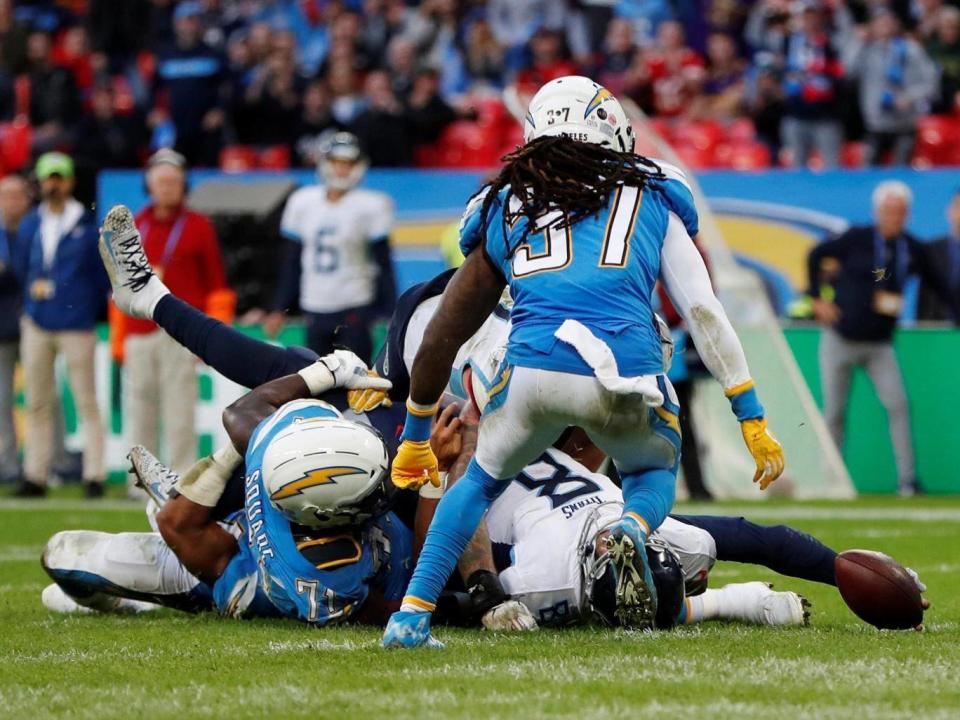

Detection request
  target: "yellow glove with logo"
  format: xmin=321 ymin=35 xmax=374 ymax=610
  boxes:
xmin=391 ymin=439 xmax=441 ymax=490
xmin=347 ymin=372 xmax=393 ymax=413
xmin=740 ymin=417 xmax=785 ymax=490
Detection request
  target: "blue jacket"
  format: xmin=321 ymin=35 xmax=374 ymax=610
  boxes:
xmin=0 ymin=223 xmax=21 ymax=341
xmin=15 ymin=206 xmax=108 ymax=331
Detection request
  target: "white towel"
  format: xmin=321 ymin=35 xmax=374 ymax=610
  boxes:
xmin=554 ymin=319 xmax=664 ymax=407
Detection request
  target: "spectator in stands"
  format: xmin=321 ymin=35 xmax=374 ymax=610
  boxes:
xmin=807 ymin=181 xmax=960 ymax=496
xmin=745 ymin=0 xmax=793 ymax=56
xmin=239 ymin=33 xmax=303 ymax=147
xmin=460 ymin=13 xmax=505 ymax=91
xmin=917 ymin=189 xmax=960 ymax=323
xmin=405 ymin=67 xmax=460 ymax=147
xmin=514 ymin=27 xmax=580 ymax=95
xmin=0 ymin=0 xmax=29 ymax=74
xmin=150 ymin=1 xmax=229 ymax=166
xmin=327 ymin=59 xmax=365 ymax=125
xmin=265 ymin=132 xmax=396 ymax=362
xmin=293 ymin=81 xmax=340 ymax=167
xmin=73 ymin=83 xmax=143 ymax=201
xmin=638 ymin=20 xmax=706 ymax=118
xmin=779 ymin=4 xmax=845 ymax=168
xmin=0 ymin=175 xmax=31 ymax=486
xmin=121 ymin=149 xmax=230 ymax=481
xmin=86 ymin=0 xmax=151 ymax=73
xmin=925 ymin=6 xmax=960 ymax=112
xmin=487 ymin=0 xmax=568 ymax=71
xmin=744 ymin=52 xmax=787 ymax=157
xmin=13 ymin=153 xmax=107 ymax=499
xmin=689 ymin=31 xmax=746 ymax=120
xmin=26 ymin=30 xmax=82 ymax=156
xmin=352 ymin=69 xmax=412 ymax=166
xmin=597 ymin=17 xmax=637 ymax=95
xmin=845 ymin=8 xmax=938 ymax=166
xmin=385 ymin=36 xmax=418 ymax=100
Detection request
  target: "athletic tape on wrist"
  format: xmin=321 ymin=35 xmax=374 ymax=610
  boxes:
xmin=402 ymin=400 xmax=437 ymax=441
xmin=175 ymin=442 xmax=243 ymax=507
xmin=297 ymin=361 xmax=335 ymax=396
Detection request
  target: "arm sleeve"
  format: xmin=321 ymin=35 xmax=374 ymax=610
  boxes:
xmin=660 ymin=212 xmax=751 ymax=391
xmin=367 ymin=195 xmax=395 ymax=242
xmin=370 ymin=239 xmax=396 ymax=317
xmin=272 ymin=238 xmax=302 ymax=313
xmin=806 ymin=233 xmax=849 ymax=297
xmin=279 ymin=192 xmax=304 ymax=243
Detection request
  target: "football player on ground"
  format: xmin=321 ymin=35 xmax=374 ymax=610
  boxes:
xmin=384 ymin=75 xmax=785 ymax=646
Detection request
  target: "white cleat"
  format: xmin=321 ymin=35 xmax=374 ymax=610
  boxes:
xmin=723 ymin=581 xmax=811 ymax=626
xmin=98 ymin=205 xmax=170 ymax=319
xmin=481 ymin=600 xmax=539 ymax=632
xmin=42 ymin=583 xmax=94 ymax=614
xmin=128 ymin=445 xmax=179 ymax=509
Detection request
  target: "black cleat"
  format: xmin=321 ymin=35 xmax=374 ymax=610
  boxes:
xmin=12 ymin=479 xmax=47 ymax=498
xmin=84 ymin=481 xmax=105 ymax=499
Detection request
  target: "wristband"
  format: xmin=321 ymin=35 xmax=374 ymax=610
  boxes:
xmin=297 ymin=360 xmax=335 ymax=396
xmin=175 ymin=442 xmax=243 ymax=507
xmin=401 ymin=400 xmax=437 ymax=442
xmin=725 ymin=380 xmax=765 ymax=422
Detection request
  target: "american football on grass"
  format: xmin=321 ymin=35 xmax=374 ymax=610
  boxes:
xmin=835 ymin=549 xmax=924 ymax=630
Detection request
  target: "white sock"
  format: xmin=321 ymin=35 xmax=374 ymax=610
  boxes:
xmin=685 ymin=590 xmax=721 ymax=624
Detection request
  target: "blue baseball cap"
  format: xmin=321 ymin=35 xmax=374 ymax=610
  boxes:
xmin=174 ymin=1 xmax=204 ymax=21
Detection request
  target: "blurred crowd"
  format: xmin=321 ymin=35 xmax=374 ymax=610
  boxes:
xmin=0 ymin=0 xmax=957 ymax=174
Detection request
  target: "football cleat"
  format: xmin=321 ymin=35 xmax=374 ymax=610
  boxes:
xmin=604 ymin=516 xmax=658 ymax=629
xmin=128 ymin=445 xmax=179 ymax=509
xmin=481 ymin=600 xmax=539 ymax=632
xmin=723 ymin=582 xmax=811 ymax=626
xmin=382 ymin=611 xmax=445 ymax=649
xmin=98 ymin=205 xmax=170 ymax=319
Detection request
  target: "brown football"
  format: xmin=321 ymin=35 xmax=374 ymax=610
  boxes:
xmin=835 ymin=549 xmax=924 ymax=629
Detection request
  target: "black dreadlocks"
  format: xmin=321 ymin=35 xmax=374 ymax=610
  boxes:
xmin=473 ymin=135 xmax=667 ymax=255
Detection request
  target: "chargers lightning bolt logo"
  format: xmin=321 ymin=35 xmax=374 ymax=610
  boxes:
xmin=269 ymin=467 xmax=365 ymax=501
xmin=584 ymin=87 xmax=613 ymax=118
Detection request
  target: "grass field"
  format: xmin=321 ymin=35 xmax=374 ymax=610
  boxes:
xmin=2 ymin=490 xmax=959 ymax=720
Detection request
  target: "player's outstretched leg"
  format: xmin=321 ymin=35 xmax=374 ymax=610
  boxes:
xmin=98 ymin=205 xmax=170 ymax=319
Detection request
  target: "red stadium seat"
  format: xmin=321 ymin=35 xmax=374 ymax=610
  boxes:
xmin=673 ymin=143 xmax=715 ymax=169
xmin=913 ymin=115 xmax=960 ymax=166
xmin=646 ymin=117 xmax=674 ymax=143
xmin=435 ymin=121 xmax=500 ymax=168
xmin=219 ymin=145 xmax=258 ymax=173
xmin=726 ymin=117 xmax=756 ymax=143
xmin=0 ymin=120 xmax=31 ymax=172
xmin=469 ymin=96 xmax=508 ymax=129
xmin=672 ymin=120 xmax=724 ymax=153
xmin=258 ymin=144 xmax=291 ymax=170
xmin=413 ymin=144 xmax=440 ymax=168
xmin=841 ymin=141 xmax=865 ymax=168
xmin=728 ymin=141 xmax=771 ymax=170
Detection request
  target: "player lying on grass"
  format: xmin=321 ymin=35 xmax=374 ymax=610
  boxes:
xmin=384 ymin=76 xmax=785 ymax=646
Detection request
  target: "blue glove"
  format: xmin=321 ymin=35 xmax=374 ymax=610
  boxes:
xmin=382 ymin=611 xmax=445 ymax=649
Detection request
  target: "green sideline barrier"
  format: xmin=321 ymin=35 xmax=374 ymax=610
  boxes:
xmin=783 ymin=326 xmax=960 ymax=495
xmin=24 ymin=322 xmax=958 ymax=494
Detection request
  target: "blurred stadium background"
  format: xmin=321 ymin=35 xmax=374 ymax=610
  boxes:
xmin=3 ymin=0 xmax=960 ymax=498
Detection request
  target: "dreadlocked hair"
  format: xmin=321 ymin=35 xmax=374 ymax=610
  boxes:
xmin=472 ymin=135 xmax=667 ymax=254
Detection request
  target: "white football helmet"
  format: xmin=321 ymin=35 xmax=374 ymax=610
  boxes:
xmin=524 ymin=76 xmax=635 ymax=153
xmin=261 ymin=414 xmax=390 ymax=528
xmin=318 ymin=131 xmax=368 ymax=192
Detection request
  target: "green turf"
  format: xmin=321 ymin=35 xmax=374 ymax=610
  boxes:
xmin=2 ymin=491 xmax=958 ymax=719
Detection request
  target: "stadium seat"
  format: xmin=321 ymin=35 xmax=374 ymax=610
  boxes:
xmin=436 ymin=121 xmax=500 ymax=168
xmin=913 ymin=115 xmax=960 ymax=166
xmin=841 ymin=142 xmax=865 ymax=168
xmin=673 ymin=143 xmax=715 ymax=169
xmin=672 ymin=120 xmax=725 ymax=153
xmin=0 ymin=120 xmax=32 ymax=172
xmin=258 ymin=145 xmax=291 ymax=170
xmin=726 ymin=118 xmax=757 ymax=143
xmin=728 ymin=141 xmax=772 ymax=170
xmin=219 ymin=145 xmax=258 ymax=173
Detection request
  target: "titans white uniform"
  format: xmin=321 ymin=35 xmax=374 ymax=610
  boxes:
xmin=487 ymin=448 xmax=716 ymax=626
xmin=280 ymin=186 xmax=394 ymax=314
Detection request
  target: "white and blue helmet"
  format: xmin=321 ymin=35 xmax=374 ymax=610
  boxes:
xmin=524 ymin=76 xmax=635 ymax=153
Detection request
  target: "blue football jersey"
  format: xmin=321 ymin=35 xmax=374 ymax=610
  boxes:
xmin=233 ymin=399 xmax=380 ymax=625
xmin=460 ymin=160 xmax=698 ymax=377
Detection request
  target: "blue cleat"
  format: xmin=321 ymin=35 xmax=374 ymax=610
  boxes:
xmin=605 ymin=515 xmax=658 ymax=629
xmin=382 ymin=611 xmax=445 ymax=649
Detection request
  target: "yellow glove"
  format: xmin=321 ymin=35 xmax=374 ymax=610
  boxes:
xmin=347 ymin=375 xmax=393 ymax=413
xmin=391 ymin=439 xmax=441 ymax=490
xmin=740 ymin=418 xmax=785 ymax=490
